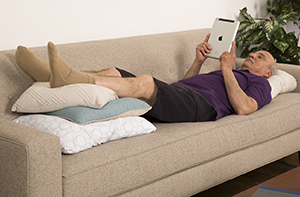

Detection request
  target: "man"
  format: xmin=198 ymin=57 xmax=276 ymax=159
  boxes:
xmin=15 ymin=33 xmax=277 ymax=122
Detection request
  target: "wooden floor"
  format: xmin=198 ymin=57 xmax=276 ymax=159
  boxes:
xmin=192 ymin=152 xmax=299 ymax=197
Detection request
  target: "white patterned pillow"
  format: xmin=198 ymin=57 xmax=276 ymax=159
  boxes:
xmin=12 ymin=82 xmax=118 ymax=113
xmin=13 ymin=115 xmax=156 ymax=154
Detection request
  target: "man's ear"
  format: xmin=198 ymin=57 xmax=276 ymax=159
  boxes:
xmin=264 ymin=70 xmax=272 ymax=78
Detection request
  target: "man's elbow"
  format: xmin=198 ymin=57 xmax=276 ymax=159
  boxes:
xmin=235 ymin=106 xmax=257 ymax=116
xmin=236 ymin=110 xmax=251 ymax=116
xmin=234 ymin=98 xmax=258 ymax=115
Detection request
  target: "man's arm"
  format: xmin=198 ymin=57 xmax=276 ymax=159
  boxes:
xmin=184 ymin=33 xmax=211 ymax=79
xmin=220 ymin=42 xmax=258 ymax=115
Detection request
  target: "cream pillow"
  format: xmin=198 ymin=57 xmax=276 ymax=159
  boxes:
xmin=267 ymin=70 xmax=297 ymax=99
xmin=12 ymin=82 xmax=118 ymax=113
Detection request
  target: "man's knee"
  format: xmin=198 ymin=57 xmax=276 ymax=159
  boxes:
xmin=106 ymin=67 xmax=122 ymax=77
xmin=96 ymin=67 xmax=121 ymax=77
xmin=137 ymin=75 xmax=155 ymax=87
xmin=136 ymin=75 xmax=157 ymax=105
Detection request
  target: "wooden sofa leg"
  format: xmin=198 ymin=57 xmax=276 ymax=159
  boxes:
xmin=298 ymin=151 xmax=300 ymax=165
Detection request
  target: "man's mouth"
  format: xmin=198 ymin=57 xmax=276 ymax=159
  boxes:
xmin=246 ymin=58 xmax=254 ymax=64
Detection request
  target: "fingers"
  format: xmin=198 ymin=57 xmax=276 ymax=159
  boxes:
xmin=230 ymin=41 xmax=235 ymax=55
xmin=220 ymin=41 xmax=236 ymax=58
xmin=197 ymin=43 xmax=211 ymax=56
xmin=195 ymin=33 xmax=212 ymax=61
xmin=204 ymin=33 xmax=211 ymax=43
xmin=219 ymin=44 xmax=236 ymax=64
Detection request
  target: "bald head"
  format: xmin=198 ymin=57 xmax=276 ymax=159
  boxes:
xmin=241 ymin=51 xmax=277 ymax=78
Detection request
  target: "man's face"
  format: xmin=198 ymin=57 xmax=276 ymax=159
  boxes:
xmin=241 ymin=51 xmax=275 ymax=78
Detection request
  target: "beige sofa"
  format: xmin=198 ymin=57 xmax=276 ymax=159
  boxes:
xmin=1 ymin=28 xmax=300 ymax=197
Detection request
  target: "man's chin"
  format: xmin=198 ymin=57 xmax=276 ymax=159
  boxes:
xmin=241 ymin=63 xmax=247 ymax=70
xmin=241 ymin=60 xmax=252 ymax=69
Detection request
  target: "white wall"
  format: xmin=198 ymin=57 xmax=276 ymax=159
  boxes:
xmin=1 ymin=0 xmax=269 ymax=51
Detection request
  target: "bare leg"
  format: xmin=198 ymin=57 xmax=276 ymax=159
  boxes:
xmin=94 ymin=74 xmax=157 ymax=105
xmin=86 ymin=67 xmax=122 ymax=77
xmin=87 ymin=68 xmax=157 ymax=105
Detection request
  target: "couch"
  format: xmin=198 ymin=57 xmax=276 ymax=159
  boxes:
xmin=1 ymin=28 xmax=300 ymax=197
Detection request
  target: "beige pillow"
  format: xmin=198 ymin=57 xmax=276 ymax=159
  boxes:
xmin=12 ymin=82 xmax=118 ymax=113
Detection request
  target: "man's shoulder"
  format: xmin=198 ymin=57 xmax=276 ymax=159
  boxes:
xmin=234 ymin=69 xmax=268 ymax=81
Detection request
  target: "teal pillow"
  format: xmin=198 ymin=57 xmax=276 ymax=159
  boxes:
xmin=46 ymin=97 xmax=152 ymax=125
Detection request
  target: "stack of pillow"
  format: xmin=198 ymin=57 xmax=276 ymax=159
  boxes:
xmin=12 ymin=82 xmax=156 ymax=154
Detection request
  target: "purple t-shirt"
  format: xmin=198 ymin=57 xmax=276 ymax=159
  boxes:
xmin=172 ymin=70 xmax=271 ymax=120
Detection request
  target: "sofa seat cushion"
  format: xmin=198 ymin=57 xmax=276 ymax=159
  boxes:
xmin=61 ymin=93 xmax=300 ymax=197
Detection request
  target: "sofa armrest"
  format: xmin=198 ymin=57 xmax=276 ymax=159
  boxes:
xmin=0 ymin=118 xmax=62 ymax=197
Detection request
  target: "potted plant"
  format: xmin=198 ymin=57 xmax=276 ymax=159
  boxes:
xmin=267 ymin=0 xmax=300 ymax=30
xmin=236 ymin=6 xmax=300 ymax=65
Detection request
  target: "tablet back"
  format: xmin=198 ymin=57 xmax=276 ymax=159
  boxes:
xmin=207 ymin=18 xmax=239 ymax=59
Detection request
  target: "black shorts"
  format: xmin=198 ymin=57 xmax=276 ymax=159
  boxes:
xmin=115 ymin=68 xmax=217 ymax=122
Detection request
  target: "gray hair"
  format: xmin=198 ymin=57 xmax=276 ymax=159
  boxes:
xmin=269 ymin=61 xmax=277 ymax=76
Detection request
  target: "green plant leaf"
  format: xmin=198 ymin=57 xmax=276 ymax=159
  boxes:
xmin=240 ymin=7 xmax=255 ymax=23
xmin=237 ymin=21 xmax=252 ymax=33
xmin=257 ymin=37 xmax=271 ymax=51
xmin=273 ymin=40 xmax=289 ymax=54
xmin=278 ymin=53 xmax=288 ymax=63
xmin=240 ymin=29 xmax=265 ymax=48
xmin=272 ymin=27 xmax=286 ymax=40
xmin=276 ymin=12 xmax=296 ymax=25
xmin=254 ymin=17 xmax=266 ymax=21
xmin=282 ymin=9 xmax=289 ymax=13
xmin=262 ymin=19 xmax=280 ymax=36
xmin=285 ymin=46 xmax=299 ymax=58
xmin=239 ymin=21 xmax=264 ymax=36
xmin=241 ymin=48 xmax=250 ymax=58
xmin=242 ymin=37 xmax=264 ymax=49
xmin=236 ymin=30 xmax=254 ymax=42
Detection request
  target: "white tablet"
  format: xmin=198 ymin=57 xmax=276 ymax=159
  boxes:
xmin=207 ymin=17 xmax=240 ymax=59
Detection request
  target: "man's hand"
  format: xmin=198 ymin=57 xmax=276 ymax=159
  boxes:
xmin=184 ymin=33 xmax=211 ymax=79
xmin=219 ymin=41 xmax=236 ymax=71
xmin=195 ymin=33 xmax=212 ymax=65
